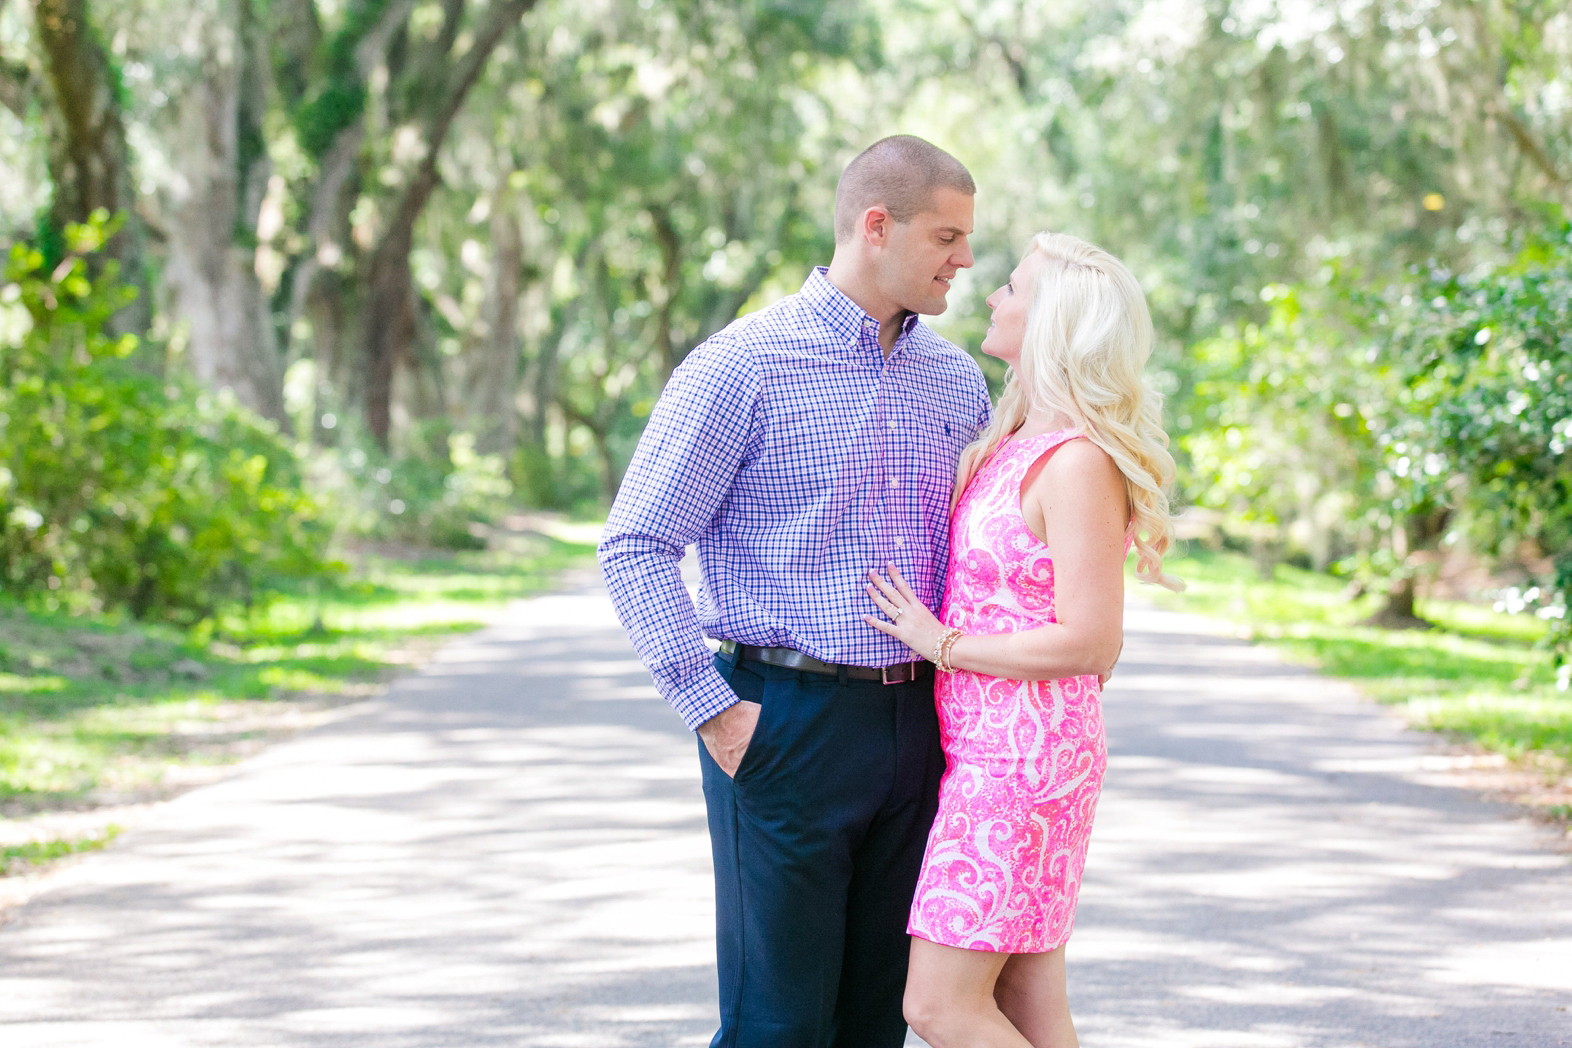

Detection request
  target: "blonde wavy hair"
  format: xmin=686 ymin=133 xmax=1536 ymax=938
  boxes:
xmin=954 ymin=231 xmax=1184 ymax=591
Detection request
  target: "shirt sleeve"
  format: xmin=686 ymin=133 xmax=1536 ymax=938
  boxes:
xmin=971 ymin=362 xmax=993 ymax=438
xmin=597 ymin=335 xmax=763 ymax=730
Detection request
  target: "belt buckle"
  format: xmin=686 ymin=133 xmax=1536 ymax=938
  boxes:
xmin=881 ymin=662 xmax=909 ymax=685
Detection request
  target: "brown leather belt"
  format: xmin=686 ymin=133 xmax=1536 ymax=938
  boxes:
xmin=718 ymin=640 xmax=931 ymax=685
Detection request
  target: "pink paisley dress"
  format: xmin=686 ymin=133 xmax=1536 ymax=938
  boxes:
xmin=907 ymin=428 xmax=1108 ymax=954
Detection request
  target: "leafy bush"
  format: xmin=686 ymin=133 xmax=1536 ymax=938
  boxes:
xmin=303 ymin=422 xmax=515 ymax=551
xmin=0 ymin=215 xmax=336 ymax=622
xmin=1381 ymin=227 xmax=1572 ymax=679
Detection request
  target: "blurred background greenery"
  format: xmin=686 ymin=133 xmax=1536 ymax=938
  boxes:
xmin=0 ymin=0 xmax=1569 ymax=822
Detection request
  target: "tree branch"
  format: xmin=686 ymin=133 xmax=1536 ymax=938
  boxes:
xmin=387 ymin=0 xmax=537 ymax=245
xmin=1493 ymin=97 xmax=1565 ymax=187
xmin=361 ymin=0 xmax=538 ymax=446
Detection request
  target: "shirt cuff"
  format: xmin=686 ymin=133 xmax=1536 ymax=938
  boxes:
xmin=665 ymin=660 xmax=742 ymax=731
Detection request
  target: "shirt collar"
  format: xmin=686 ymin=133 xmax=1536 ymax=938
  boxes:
xmin=800 ymin=266 xmax=922 ymax=349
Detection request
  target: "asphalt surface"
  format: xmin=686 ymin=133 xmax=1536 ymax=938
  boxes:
xmin=1 ymin=569 xmax=1568 ymax=1047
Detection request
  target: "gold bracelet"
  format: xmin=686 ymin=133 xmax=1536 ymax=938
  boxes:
xmin=930 ymin=627 xmax=953 ymax=666
xmin=940 ymin=629 xmax=963 ymax=673
xmin=932 ymin=626 xmax=962 ymax=673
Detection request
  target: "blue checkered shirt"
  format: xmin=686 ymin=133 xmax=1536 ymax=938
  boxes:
xmin=598 ymin=267 xmax=992 ymax=729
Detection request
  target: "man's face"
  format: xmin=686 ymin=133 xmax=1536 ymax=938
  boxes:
xmin=875 ymin=187 xmax=976 ymax=316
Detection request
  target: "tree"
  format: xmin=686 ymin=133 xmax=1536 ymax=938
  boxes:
xmin=157 ymin=0 xmax=286 ymax=422
xmin=278 ymin=0 xmax=539 ymax=450
xmin=30 ymin=0 xmax=151 ymax=337
xmin=0 ymin=0 xmax=34 ymax=117
xmin=1181 ymin=286 xmax=1392 ymax=577
xmin=1381 ymin=229 xmax=1572 ymax=661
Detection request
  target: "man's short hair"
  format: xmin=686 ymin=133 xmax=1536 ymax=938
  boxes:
xmin=833 ymin=135 xmax=976 ymax=244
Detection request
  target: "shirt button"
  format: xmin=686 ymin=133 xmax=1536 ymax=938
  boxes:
xmin=888 ymin=477 xmax=900 ymax=488
xmin=887 ymin=420 xmax=899 ymax=431
xmin=894 ymin=536 xmax=906 ymax=548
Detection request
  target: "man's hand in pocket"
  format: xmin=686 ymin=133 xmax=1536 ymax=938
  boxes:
xmin=697 ymin=700 xmax=762 ymax=778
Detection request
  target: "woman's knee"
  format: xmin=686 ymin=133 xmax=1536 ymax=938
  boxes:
xmin=905 ymin=984 xmax=988 ymax=1045
xmin=906 ymin=936 xmax=1016 ymax=1044
xmin=902 ymin=983 xmax=939 ymax=1037
xmin=903 ymin=980 xmax=961 ymax=1040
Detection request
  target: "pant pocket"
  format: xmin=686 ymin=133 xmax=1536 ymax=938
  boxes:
xmin=731 ymin=665 xmax=787 ymax=784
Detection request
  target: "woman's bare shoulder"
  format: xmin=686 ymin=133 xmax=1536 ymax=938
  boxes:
xmin=1024 ymin=436 xmax=1128 ymax=531
xmin=1038 ymin=436 xmax=1121 ymax=487
xmin=1019 ymin=436 xmax=1127 ymax=537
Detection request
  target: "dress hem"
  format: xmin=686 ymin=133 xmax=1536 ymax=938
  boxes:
xmin=906 ymin=926 xmax=1074 ymax=956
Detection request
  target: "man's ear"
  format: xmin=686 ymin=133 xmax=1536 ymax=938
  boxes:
xmin=861 ymin=205 xmax=891 ymax=247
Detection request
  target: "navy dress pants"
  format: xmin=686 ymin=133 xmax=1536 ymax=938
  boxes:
xmin=699 ymin=652 xmax=945 ymax=1048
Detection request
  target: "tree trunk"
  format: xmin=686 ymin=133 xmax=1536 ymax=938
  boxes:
xmin=161 ymin=0 xmax=286 ymax=422
xmin=362 ymin=227 xmax=419 ymax=446
xmin=288 ymin=126 xmax=364 ymax=437
xmin=359 ymin=0 xmax=537 ymax=449
xmin=1364 ymin=507 xmax=1449 ymax=629
xmin=463 ymin=185 xmax=523 ymax=454
xmin=1370 ymin=574 xmax=1421 ymax=625
xmin=277 ymin=0 xmax=407 ymax=441
xmin=591 ymin=424 xmax=619 ymax=505
xmin=648 ymin=203 xmax=684 ymax=380
xmin=33 ymin=0 xmax=151 ymax=338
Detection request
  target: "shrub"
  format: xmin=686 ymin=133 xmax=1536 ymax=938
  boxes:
xmin=306 ymin=423 xmax=515 ymax=551
xmin=0 ymin=215 xmax=336 ymax=622
xmin=1373 ymin=226 xmax=1572 ymax=678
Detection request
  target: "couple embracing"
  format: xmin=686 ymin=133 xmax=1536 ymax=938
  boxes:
xmin=598 ymin=135 xmax=1181 ymax=1048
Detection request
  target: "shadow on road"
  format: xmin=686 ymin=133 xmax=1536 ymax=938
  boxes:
xmin=1 ymin=590 xmax=1567 ymax=1048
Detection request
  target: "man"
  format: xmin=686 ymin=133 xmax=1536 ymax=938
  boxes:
xmin=598 ymin=135 xmax=991 ymax=1048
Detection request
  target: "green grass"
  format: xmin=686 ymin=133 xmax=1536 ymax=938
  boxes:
xmin=1 ymin=826 xmax=121 ymax=876
xmin=1144 ymin=548 xmax=1570 ymax=762
xmin=0 ymin=537 xmax=596 ymax=816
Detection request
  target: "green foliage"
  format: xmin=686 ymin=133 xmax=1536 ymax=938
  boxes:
xmin=0 ymin=214 xmax=335 ymax=623
xmin=1 ymin=826 xmax=120 ymax=875
xmin=1149 ymin=548 xmax=1570 ymax=760
xmin=1376 ymin=227 xmax=1572 ymax=674
xmin=290 ymin=0 xmax=389 ymax=158
xmin=324 ymin=428 xmax=517 ymax=550
xmin=1181 ymin=285 xmax=1393 ymax=570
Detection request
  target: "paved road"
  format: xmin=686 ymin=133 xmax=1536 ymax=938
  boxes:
xmin=1 ymin=572 xmax=1569 ymax=1047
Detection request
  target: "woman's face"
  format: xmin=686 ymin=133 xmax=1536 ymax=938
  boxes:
xmin=980 ymin=251 xmax=1049 ymax=366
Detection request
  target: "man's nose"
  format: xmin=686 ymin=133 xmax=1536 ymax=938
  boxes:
xmin=954 ymin=238 xmax=975 ymax=269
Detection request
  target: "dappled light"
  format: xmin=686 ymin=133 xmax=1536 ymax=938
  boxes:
xmin=1070 ymin=602 xmax=1572 ymax=1046
xmin=0 ymin=579 xmax=719 ymax=1046
xmin=2 ymin=591 xmax=1568 ymax=1046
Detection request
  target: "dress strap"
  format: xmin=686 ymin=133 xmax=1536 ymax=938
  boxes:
xmin=999 ymin=428 xmax=1087 ymax=497
xmin=1000 ymin=428 xmax=1084 ymax=466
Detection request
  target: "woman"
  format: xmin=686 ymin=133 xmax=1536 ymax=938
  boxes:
xmin=865 ymin=231 xmax=1183 ymax=1048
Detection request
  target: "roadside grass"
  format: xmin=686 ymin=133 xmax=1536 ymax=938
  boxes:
xmin=0 ymin=537 xmax=597 ymax=851
xmin=1144 ymin=548 xmax=1571 ymax=765
xmin=1 ymin=826 xmax=120 ymax=876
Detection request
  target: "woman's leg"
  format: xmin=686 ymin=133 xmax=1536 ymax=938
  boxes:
xmin=994 ymin=945 xmax=1079 ymax=1048
xmin=904 ymin=936 xmax=1034 ymax=1048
